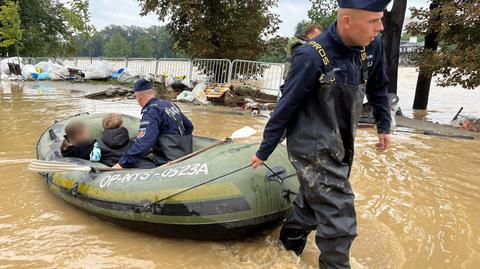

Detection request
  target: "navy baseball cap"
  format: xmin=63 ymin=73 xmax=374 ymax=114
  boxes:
xmin=338 ymin=0 xmax=391 ymax=12
xmin=133 ymin=79 xmax=152 ymax=92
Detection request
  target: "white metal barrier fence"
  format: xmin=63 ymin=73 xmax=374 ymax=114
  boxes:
xmin=127 ymin=58 xmax=157 ymax=74
xmin=190 ymin=59 xmax=231 ymax=84
xmin=230 ymin=60 xmax=284 ymax=94
xmin=100 ymin=58 xmax=127 ymax=71
xmin=157 ymin=58 xmax=191 ymax=77
xmin=14 ymin=57 xmax=286 ymax=93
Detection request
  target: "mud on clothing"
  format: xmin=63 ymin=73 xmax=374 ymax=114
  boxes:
xmin=256 ymin=22 xmax=391 ymax=269
xmin=118 ymin=98 xmax=194 ymax=168
xmin=97 ymin=127 xmax=133 ymax=167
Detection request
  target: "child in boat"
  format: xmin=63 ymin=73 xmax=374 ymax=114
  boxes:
xmin=61 ymin=121 xmax=96 ymax=160
xmin=97 ymin=113 xmax=133 ymax=166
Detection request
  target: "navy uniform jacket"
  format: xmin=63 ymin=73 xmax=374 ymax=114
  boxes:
xmin=257 ymin=22 xmax=391 ymax=161
xmin=119 ymin=98 xmax=193 ymax=167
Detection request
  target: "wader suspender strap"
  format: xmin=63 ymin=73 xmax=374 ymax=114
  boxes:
xmin=166 ymin=103 xmax=187 ymax=135
xmin=360 ymin=47 xmax=368 ymax=83
xmin=308 ymin=40 xmax=368 ymax=84
xmin=307 ymin=40 xmax=334 ymax=74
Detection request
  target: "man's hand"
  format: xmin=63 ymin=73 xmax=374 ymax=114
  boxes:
xmin=250 ymin=154 xmax=264 ymax=169
xmin=112 ymin=163 xmax=123 ymax=170
xmin=376 ymin=133 xmax=392 ymax=151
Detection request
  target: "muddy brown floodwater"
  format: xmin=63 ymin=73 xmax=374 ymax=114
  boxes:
xmin=1 ymin=67 xmax=480 ymax=269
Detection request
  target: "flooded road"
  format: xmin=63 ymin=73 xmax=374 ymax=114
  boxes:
xmin=1 ymin=67 xmax=479 ymax=269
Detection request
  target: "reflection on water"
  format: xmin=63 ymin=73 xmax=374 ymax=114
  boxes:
xmin=1 ymin=72 xmax=479 ymax=269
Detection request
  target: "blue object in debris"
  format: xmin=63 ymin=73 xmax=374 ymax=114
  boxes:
xmin=36 ymin=72 xmax=50 ymax=80
xmin=111 ymin=68 xmax=125 ymax=79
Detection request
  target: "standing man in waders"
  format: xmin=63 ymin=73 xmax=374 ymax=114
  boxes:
xmin=251 ymin=0 xmax=393 ymax=268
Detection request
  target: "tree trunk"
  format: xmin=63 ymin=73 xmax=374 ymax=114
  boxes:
xmin=412 ymin=1 xmax=440 ymax=110
xmin=381 ymin=0 xmax=408 ymax=95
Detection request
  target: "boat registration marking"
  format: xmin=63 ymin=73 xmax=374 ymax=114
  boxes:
xmin=99 ymin=163 xmax=209 ymax=188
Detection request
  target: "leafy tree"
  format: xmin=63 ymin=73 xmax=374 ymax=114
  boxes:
xmin=133 ymin=34 xmax=155 ymax=58
xmin=407 ymin=0 xmax=480 ymax=109
xmin=104 ymin=32 xmax=131 ymax=57
xmin=0 ymin=0 xmax=22 ymax=56
xmin=146 ymin=26 xmax=176 ymax=58
xmin=137 ymin=0 xmax=280 ymax=60
xmin=63 ymin=0 xmax=96 ymax=57
xmin=17 ymin=0 xmax=71 ymax=56
xmin=259 ymin=35 xmax=289 ymax=63
xmin=307 ymin=0 xmax=337 ymax=29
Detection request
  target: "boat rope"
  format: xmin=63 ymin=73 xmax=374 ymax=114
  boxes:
xmin=149 ymin=164 xmax=252 ymax=206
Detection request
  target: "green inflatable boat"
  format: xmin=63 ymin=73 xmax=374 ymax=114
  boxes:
xmin=35 ymin=113 xmax=299 ymax=240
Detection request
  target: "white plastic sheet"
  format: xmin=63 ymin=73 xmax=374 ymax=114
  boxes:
xmin=84 ymin=61 xmax=112 ymax=80
xmin=21 ymin=64 xmax=37 ymax=80
xmin=176 ymin=83 xmax=210 ymax=105
xmin=117 ymin=68 xmax=139 ymax=83
xmin=35 ymin=61 xmax=54 ymax=73
xmin=49 ymin=64 xmax=70 ymax=80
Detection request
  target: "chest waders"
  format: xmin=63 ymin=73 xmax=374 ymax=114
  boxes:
xmin=280 ymin=41 xmax=368 ymax=269
xmin=148 ymin=104 xmax=193 ymax=166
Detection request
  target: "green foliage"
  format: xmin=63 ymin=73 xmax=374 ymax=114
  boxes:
xmin=259 ymin=35 xmax=289 ymax=63
xmin=137 ymin=0 xmax=280 ymax=60
xmin=133 ymin=35 xmax=154 ymax=58
xmin=17 ymin=0 xmax=72 ymax=56
xmin=62 ymin=0 xmax=96 ymax=57
xmin=104 ymin=32 xmax=131 ymax=57
xmin=407 ymin=0 xmax=480 ymax=89
xmin=307 ymin=0 xmax=338 ymax=29
xmin=0 ymin=0 xmax=23 ymax=53
xmin=294 ymin=20 xmax=309 ymax=37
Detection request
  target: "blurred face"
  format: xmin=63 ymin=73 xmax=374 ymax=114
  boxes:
xmin=72 ymin=127 xmax=91 ymax=144
xmin=339 ymin=9 xmax=385 ymax=47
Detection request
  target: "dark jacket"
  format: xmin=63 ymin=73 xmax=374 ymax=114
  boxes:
xmin=256 ymin=22 xmax=391 ymax=161
xmin=118 ymin=98 xmax=194 ymax=167
xmin=98 ymin=127 xmax=133 ymax=166
xmin=61 ymin=140 xmax=95 ymax=160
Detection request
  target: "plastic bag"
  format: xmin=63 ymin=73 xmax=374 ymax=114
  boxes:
xmin=21 ymin=64 xmax=37 ymax=80
xmin=117 ymin=68 xmax=139 ymax=83
xmin=191 ymin=83 xmax=209 ymax=105
xmin=84 ymin=61 xmax=112 ymax=80
xmin=176 ymin=90 xmax=196 ymax=102
xmin=49 ymin=63 xmax=70 ymax=80
xmin=35 ymin=61 xmax=54 ymax=73
xmin=36 ymin=72 xmax=50 ymax=80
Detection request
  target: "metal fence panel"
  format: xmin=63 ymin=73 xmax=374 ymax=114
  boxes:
xmin=76 ymin=57 xmax=100 ymax=70
xmin=58 ymin=57 xmax=77 ymax=68
xmin=156 ymin=58 xmax=191 ymax=77
xmin=230 ymin=60 xmax=284 ymax=94
xmin=190 ymin=59 xmax=231 ymax=84
xmin=127 ymin=58 xmax=157 ymax=74
xmin=101 ymin=58 xmax=127 ymax=71
xmin=33 ymin=57 xmax=51 ymax=64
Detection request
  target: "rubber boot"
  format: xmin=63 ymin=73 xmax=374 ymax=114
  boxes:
xmin=279 ymin=224 xmax=310 ymax=256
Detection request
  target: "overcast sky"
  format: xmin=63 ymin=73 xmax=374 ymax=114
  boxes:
xmin=87 ymin=0 xmax=429 ymax=36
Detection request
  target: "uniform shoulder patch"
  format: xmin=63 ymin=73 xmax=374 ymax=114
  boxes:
xmin=137 ymin=127 xmax=147 ymax=139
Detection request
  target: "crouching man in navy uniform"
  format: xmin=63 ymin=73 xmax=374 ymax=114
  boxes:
xmin=251 ymin=1 xmax=393 ymax=268
xmin=113 ymin=79 xmax=194 ymax=169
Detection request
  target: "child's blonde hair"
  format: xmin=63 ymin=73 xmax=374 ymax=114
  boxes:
xmin=102 ymin=113 xmax=123 ymax=129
